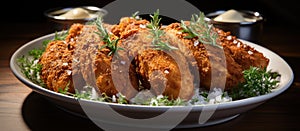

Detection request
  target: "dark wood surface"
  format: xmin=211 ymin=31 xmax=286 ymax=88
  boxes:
xmin=1 ymin=1 xmax=300 ymax=130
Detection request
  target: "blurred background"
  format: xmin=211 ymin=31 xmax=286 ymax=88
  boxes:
xmin=1 ymin=0 xmax=298 ymax=51
xmin=1 ymin=0 xmax=299 ymax=26
xmin=1 ymin=0 xmax=299 ymax=37
xmin=1 ymin=0 xmax=299 ymax=62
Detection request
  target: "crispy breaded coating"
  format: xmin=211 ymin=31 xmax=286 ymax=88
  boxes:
xmin=115 ymin=18 xmax=195 ymax=100
xmin=163 ymin=23 xmax=247 ymax=90
xmin=111 ymin=17 xmax=149 ymax=39
xmin=120 ymin=31 xmax=195 ymax=100
xmin=39 ymin=24 xmax=84 ymax=93
xmin=40 ymin=16 xmax=270 ymax=101
xmin=74 ymin=25 xmax=139 ymax=98
xmin=40 ymin=40 xmax=74 ymax=92
xmin=136 ymin=49 xmax=195 ymax=100
xmin=40 ymin=23 xmax=139 ymax=99
xmin=216 ymin=28 xmax=269 ymax=70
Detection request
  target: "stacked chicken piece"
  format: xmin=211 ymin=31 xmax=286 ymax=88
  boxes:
xmin=39 ymin=16 xmax=269 ymax=101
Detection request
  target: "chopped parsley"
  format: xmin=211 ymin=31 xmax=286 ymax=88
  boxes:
xmin=17 ymin=55 xmax=45 ymax=87
xmin=17 ymin=31 xmax=68 ymax=88
xmin=148 ymin=95 xmax=187 ymax=106
xmin=230 ymin=66 xmax=281 ymax=100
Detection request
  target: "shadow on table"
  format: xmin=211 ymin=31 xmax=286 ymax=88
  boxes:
xmin=21 ymin=92 xmax=103 ymax=131
xmin=21 ymin=92 xmax=249 ymax=131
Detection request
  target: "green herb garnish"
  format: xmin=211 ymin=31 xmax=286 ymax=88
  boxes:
xmin=17 ymin=55 xmax=45 ymax=87
xmin=147 ymin=9 xmax=178 ymax=51
xmin=181 ymin=12 xmax=221 ymax=48
xmin=131 ymin=11 xmax=141 ymax=20
xmin=149 ymin=95 xmax=187 ymax=106
xmin=95 ymin=16 xmax=123 ymax=56
xmin=58 ymin=81 xmax=71 ymax=95
xmin=230 ymin=66 xmax=281 ymax=100
xmin=28 ymin=49 xmax=44 ymax=60
xmin=74 ymin=88 xmax=129 ymax=104
xmin=42 ymin=30 xmax=68 ymax=47
xmin=17 ymin=31 xmax=68 ymax=88
xmin=116 ymin=93 xmax=128 ymax=104
xmin=147 ymin=9 xmax=161 ymax=30
xmin=17 ymin=43 xmax=47 ymax=87
xmin=73 ymin=87 xmax=111 ymax=101
xmin=74 ymin=89 xmax=93 ymax=100
xmin=54 ymin=30 xmax=68 ymax=41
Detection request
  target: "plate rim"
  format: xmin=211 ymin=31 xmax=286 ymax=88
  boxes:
xmin=10 ymin=32 xmax=294 ymax=111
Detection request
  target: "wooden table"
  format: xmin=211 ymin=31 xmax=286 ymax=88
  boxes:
xmin=1 ymin=20 xmax=300 ymax=130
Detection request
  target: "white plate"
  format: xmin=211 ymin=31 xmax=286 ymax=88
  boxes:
xmin=10 ymin=33 xmax=294 ymax=130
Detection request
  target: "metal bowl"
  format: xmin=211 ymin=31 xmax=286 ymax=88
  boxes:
xmin=206 ymin=10 xmax=264 ymax=43
xmin=44 ymin=6 xmax=108 ymax=30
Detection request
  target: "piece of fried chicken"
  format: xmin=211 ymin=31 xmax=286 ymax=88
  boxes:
xmin=163 ymin=22 xmax=269 ymax=91
xmin=40 ymin=23 xmax=140 ymax=99
xmin=112 ymin=17 xmax=195 ymax=100
xmin=216 ymin=28 xmax=269 ymax=70
xmin=39 ymin=23 xmax=84 ymax=93
xmin=74 ymin=24 xmax=140 ymax=99
xmin=40 ymin=16 xmax=270 ymax=102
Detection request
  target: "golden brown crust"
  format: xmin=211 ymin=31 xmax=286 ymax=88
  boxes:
xmin=69 ymin=24 xmax=140 ymax=99
xmin=115 ymin=19 xmax=195 ymax=100
xmin=216 ymin=28 xmax=269 ymax=70
xmin=40 ymin=16 xmax=270 ymax=100
xmin=111 ymin=17 xmax=149 ymax=39
xmin=136 ymin=49 xmax=194 ymax=100
xmin=39 ymin=23 xmax=85 ymax=93
xmin=40 ymin=23 xmax=140 ymax=99
xmin=163 ymin=23 xmax=249 ymax=90
xmin=40 ymin=40 xmax=75 ymax=93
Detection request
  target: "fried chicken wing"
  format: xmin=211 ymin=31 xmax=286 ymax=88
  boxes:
xmin=137 ymin=49 xmax=194 ymax=100
xmin=71 ymin=24 xmax=140 ymax=99
xmin=216 ymin=28 xmax=269 ymax=70
xmin=39 ymin=15 xmax=270 ymax=101
xmin=113 ymin=18 xmax=195 ymax=100
xmin=39 ymin=23 xmax=84 ymax=93
xmin=40 ymin=23 xmax=140 ymax=99
xmin=163 ymin=23 xmax=247 ymax=90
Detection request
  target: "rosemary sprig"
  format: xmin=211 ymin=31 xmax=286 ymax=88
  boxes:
xmin=147 ymin=9 xmax=178 ymax=51
xmin=131 ymin=11 xmax=141 ymax=20
xmin=41 ymin=30 xmax=68 ymax=48
xmin=54 ymin=30 xmax=68 ymax=41
xmin=95 ymin=16 xmax=123 ymax=56
xmin=181 ymin=12 xmax=221 ymax=48
xmin=147 ymin=9 xmax=161 ymax=30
